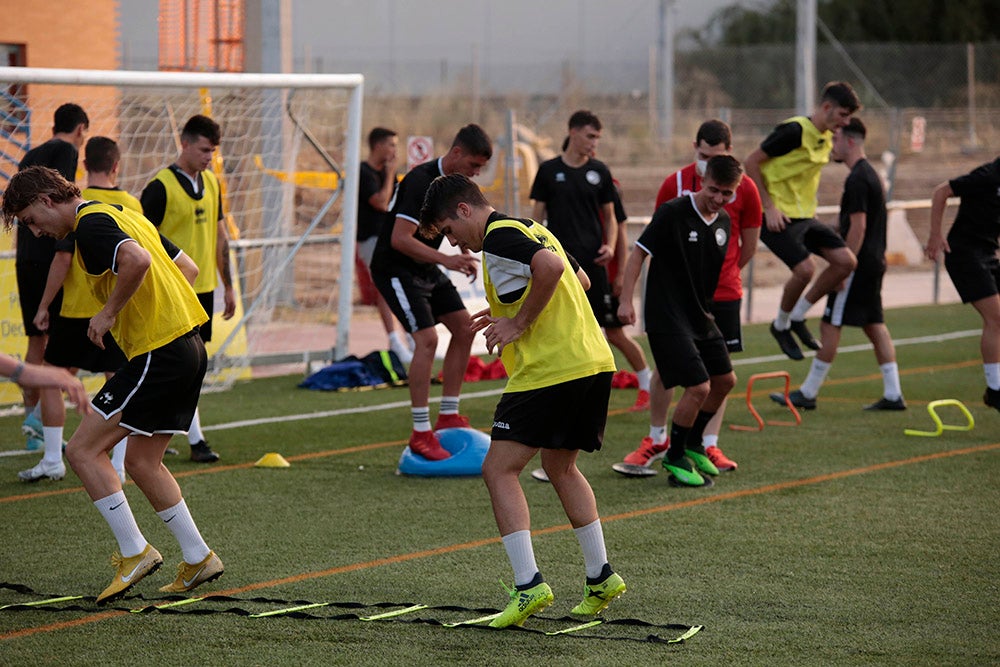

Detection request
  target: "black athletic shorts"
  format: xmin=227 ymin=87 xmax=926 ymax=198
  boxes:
xmin=196 ymin=291 xmax=215 ymax=342
xmin=16 ymin=261 xmax=62 ymax=337
xmin=944 ymin=246 xmax=1000 ymax=304
xmin=44 ymin=316 xmax=127 ymax=373
xmin=490 ymin=371 xmax=612 ymax=452
xmin=91 ymin=329 xmax=207 ymax=436
xmin=648 ymin=332 xmax=733 ymax=389
xmin=583 ymin=264 xmax=625 ymax=329
xmin=760 ymin=217 xmax=847 ymax=269
xmin=822 ymin=269 xmax=885 ymax=327
xmin=373 ymin=267 xmax=466 ymax=334
xmin=711 ymin=299 xmax=743 ymax=353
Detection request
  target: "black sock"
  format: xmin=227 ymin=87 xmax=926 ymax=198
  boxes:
xmin=687 ymin=410 xmax=715 ymax=454
xmin=516 ymin=571 xmax=544 ymax=591
xmin=586 ymin=563 xmax=614 ymax=585
xmin=668 ymin=422 xmax=690 ymax=462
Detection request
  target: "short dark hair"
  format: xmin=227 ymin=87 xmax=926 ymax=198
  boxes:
xmin=821 ymin=81 xmax=861 ymax=113
xmin=1 ymin=166 xmax=81 ymax=231
xmin=451 ymin=124 xmax=492 ymax=159
xmin=53 ymin=103 xmax=89 ymax=134
xmin=842 ymin=117 xmax=867 ymax=140
xmin=568 ymin=109 xmax=601 ymax=131
xmin=84 ymin=136 xmax=120 ymax=174
xmin=418 ymin=173 xmax=489 ymax=239
xmin=704 ymin=155 xmax=743 ymax=186
xmin=181 ymin=114 xmax=221 ymax=146
xmin=368 ymin=127 xmax=397 ymax=151
xmin=695 ymin=119 xmax=731 ymax=148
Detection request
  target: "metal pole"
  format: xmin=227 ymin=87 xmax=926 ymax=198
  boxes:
xmin=796 ymin=0 xmax=816 ymax=115
xmin=967 ymin=42 xmax=979 ymax=149
xmin=657 ymin=0 xmax=675 ymax=145
xmin=505 ymin=108 xmax=520 ymax=217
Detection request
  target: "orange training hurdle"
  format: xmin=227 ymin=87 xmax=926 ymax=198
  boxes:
xmin=729 ymin=370 xmax=802 ymax=432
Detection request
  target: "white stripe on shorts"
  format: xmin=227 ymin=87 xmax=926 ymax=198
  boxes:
xmin=390 ymin=276 xmax=418 ymax=331
xmin=829 ymin=271 xmax=855 ymax=327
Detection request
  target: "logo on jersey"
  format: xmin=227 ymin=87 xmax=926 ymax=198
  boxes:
xmin=688 ymin=231 xmax=699 ymax=242
xmin=586 ymin=170 xmax=601 ymax=185
xmin=555 ymin=172 xmax=566 ymax=182
xmin=715 ymin=228 xmax=728 ymax=246
xmin=493 ymin=420 xmax=510 ymax=430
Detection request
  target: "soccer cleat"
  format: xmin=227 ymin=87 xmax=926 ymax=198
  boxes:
xmin=25 ymin=435 xmax=43 ymax=451
xmin=770 ymin=389 xmax=816 ymax=410
xmin=685 ymin=445 xmax=720 ymax=476
xmin=864 ymin=396 xmax=907 ymax=411
xmin=984 ymin=387 xmax=1000 ymax=413
xmin=489 ymin=580 xmax=554 ymax=628
xmin=623 ymin=436 xmax=669 ymax=467
xmin=17 ymin=458 xmax=66 ymax=482
xmin=662 ymin=456 xmax=706 ymax=487
xmin=189 ymin=441 xmax=220 ymax=463
xmin=770 ymin=323 xmax=804 ymax=360
xmin=96 ymin=544 xmax=163 ymax=605
xmin=434 ymin=413 xmax=470 ymax=430
xmin=706 ymin=445 xmax=738 ymax=472
xmin=628 ymin=389 xmax=650 ymax=412
xmin=159 ymin=551 xmax=224 ymax=593
xmin=164 ymin=447 xmax=179 ymax=456
xmin=789 ymin=319 xmax=820 ymax=351
xmin=408 ymin=429 xmax=451 ymax=460
xmin=22 ymin=412 xmax=43 ymax=439
xmin=571 ymin=570 xmax=626 ymax=616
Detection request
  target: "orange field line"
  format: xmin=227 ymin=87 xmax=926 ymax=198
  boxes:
xmin=3 ymin=440 xmax=997 ymax=641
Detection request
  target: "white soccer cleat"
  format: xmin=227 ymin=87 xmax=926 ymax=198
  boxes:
xmin=18 ymin=459 xmax=66 ymax=482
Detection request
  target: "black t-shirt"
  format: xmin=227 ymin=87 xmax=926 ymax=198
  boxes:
xmin=637 ymin=194 xmax=730 ymax=338
xmin=839 ymin=158 xmax=887 ymax=273
xmin=529 ymin=156 xmax=615 ymax=266
xmin=357 ymin=161 xmax=394 ymax=242
xmin=947 ymin=157 xmax=1000 ymax=252
xmin=370 ymin=158 xmax=446 ymax=277
xmin=17 ymin=138 xmax=79 ymax=263
xmin=760 ymin=121 xmax=804 ymax=158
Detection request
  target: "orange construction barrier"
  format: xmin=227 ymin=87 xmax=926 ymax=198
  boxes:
xmin=729 ymin=371 xmax=802 ymax=432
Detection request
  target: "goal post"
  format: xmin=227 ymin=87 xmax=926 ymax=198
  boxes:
xmin=0 ymin=66 xmax=363 ymax=399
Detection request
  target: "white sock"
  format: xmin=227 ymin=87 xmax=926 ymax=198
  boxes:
xmin=110 ymin=438 xmax=128 ymax=473
xmin=187 ymin=408 xmax=204 ymax=445
xmin=156 ymin=499 xmax=211 ymax=564
xmin=799 ymin=358 xmax=831 ymax=399
xmin=42 ymin=426 xmax=64 ymax=465
xmin=501 ymin=530 xmax=539 ymax=587
xmin=880 ymin=362 xmax=902 ymax=400
xmin=703 ymin=434 xmax=719 ymax=449
xmin=648 ymin=425 xmax=667 ymax=445
xmin=636 ymin=367 xmax=652 ymax=392
xmin=985 ymin=363 xmax=1000 ymax=391
xmin=573 ymin=519 xmax=609 ymax=580
xmin=94 ymin=491 xmax=147 ymax=558
xmin=411 ymin=407 xmax=431 ymax=432
xmin=790 ymin=296 xmax=814 ymax=321
xmin=774 ymin=310 xmax=791 ymax=330
xmin=439 ymin=396 xmax=460 ymax=415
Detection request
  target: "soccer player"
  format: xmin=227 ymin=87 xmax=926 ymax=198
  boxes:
xmin=617 ymin=156 xmax=744 ymax=487
xmin=745 ymin=81 xmax=861 ymax=360
xmin=622 ymin=119 xmax=761 ymax=472
xmin=769 ymin=119 xmax=905 ymax=411
xmin=369 ymin=124 xmax=490 ymax=461
xmin=925 ymin=155 xmax=1000 ymax=412
xmin=2 ymin=166 xmax=224 ymax=604
xmin=530 ymin=111 xmax=652 ymax=411
xmin=419 ymin=173 xmax=625 ymax=628
xmin=141 ymin=114 xmax=236 ymax=463
xmin=357 ymin=127 xmax=412 ymax=363
xmin=16 ymin=103 xmax=89 ymax=451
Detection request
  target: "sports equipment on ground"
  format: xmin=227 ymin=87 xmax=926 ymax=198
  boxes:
xmin=398 ymin=428 xmax=490 ymax=476
xmin=159 ymin=550 xmax=225 ymax=593
xmin=17 ymin=458 xmax=66 ymax=482
xmin=571 ymin=570 xmax=626 ymax=616
xmin=96 ymin=543 xmax=163 ymax=605
xmin=0 ymin=66 xmax=364 ymax=395
xmin=489 ymin=580 xmax=554 ymax=628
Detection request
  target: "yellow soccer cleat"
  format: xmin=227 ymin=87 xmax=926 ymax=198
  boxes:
xmin=159 ymin=551 xmax=224 ymax=593
xmin=96 ymin=544 xmax=163 ymax=605
xmin=489 ymin=580 xmax=554 ymax=628
xmin=571 ymin=570 xmax=626 ymax=616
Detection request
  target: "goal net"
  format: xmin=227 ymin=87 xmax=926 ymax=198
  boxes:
xmin=0 ymin=67 xmax=363 ymax=401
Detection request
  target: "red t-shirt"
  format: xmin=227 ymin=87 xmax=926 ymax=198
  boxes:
xmin=655 ymin=164 xmax=762 ymax=301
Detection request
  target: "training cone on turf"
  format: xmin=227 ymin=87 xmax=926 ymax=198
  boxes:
xmin=255 ymin=452 xmax=291 ymax=468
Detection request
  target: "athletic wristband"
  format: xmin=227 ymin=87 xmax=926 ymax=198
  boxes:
xmin=9 ymin=361 xmax=25 ymax=384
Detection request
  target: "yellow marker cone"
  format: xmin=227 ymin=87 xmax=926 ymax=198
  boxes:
xmin=255 ymin=453 xmax=291 ymax=468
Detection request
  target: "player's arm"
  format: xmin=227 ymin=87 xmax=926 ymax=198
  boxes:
xmin=926 ymin=181 xmax=954 ymax=261
xmin=390 ymin=216 xmax=479 ymax=278
xmin=369 ymin=161 xmax=397 ymax=212
xmin=595 ymin=200 xmax=617 ymax=266
xmin=481 ymin=248 xmax=564 ymax=355
xmin=737 ymin=178 xmax=763 ymax=269
xmin=745 ymin=147 xmax=787 ymax=233
xmin=216 ymin=215 xmax=236 ymax=319
xmin=139 ymin=180 xmax=167 ymax=226
xmin=738 ymin=225 xmax=760 ymax=269
xmin=530 ymin=200 xmax=546 ymax=225
xmin=34 ymin=250 xmax=72 ymax=332
xmin=615 ymin=245 xmax=649 ymax=326
xmin=1 ymin=355 xmax=90 ymax=414
xmin=844 ymin=212 xmax=866 ymax=256
xmin=88 ymin=240 xmax=151 ymax=349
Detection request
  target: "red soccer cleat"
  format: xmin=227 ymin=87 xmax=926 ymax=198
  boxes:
xmin=706 ymin=445 xmax=737 ymax=472
xmin=409 ymin=430 xmax=451 ymax=460
xmin=623 ymin=436 xmax=669 ymax=467
xmin=628 ymin=389 xmax=650 ymax=412
xmin=434 ymin=413 xmax=470 ymax=430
